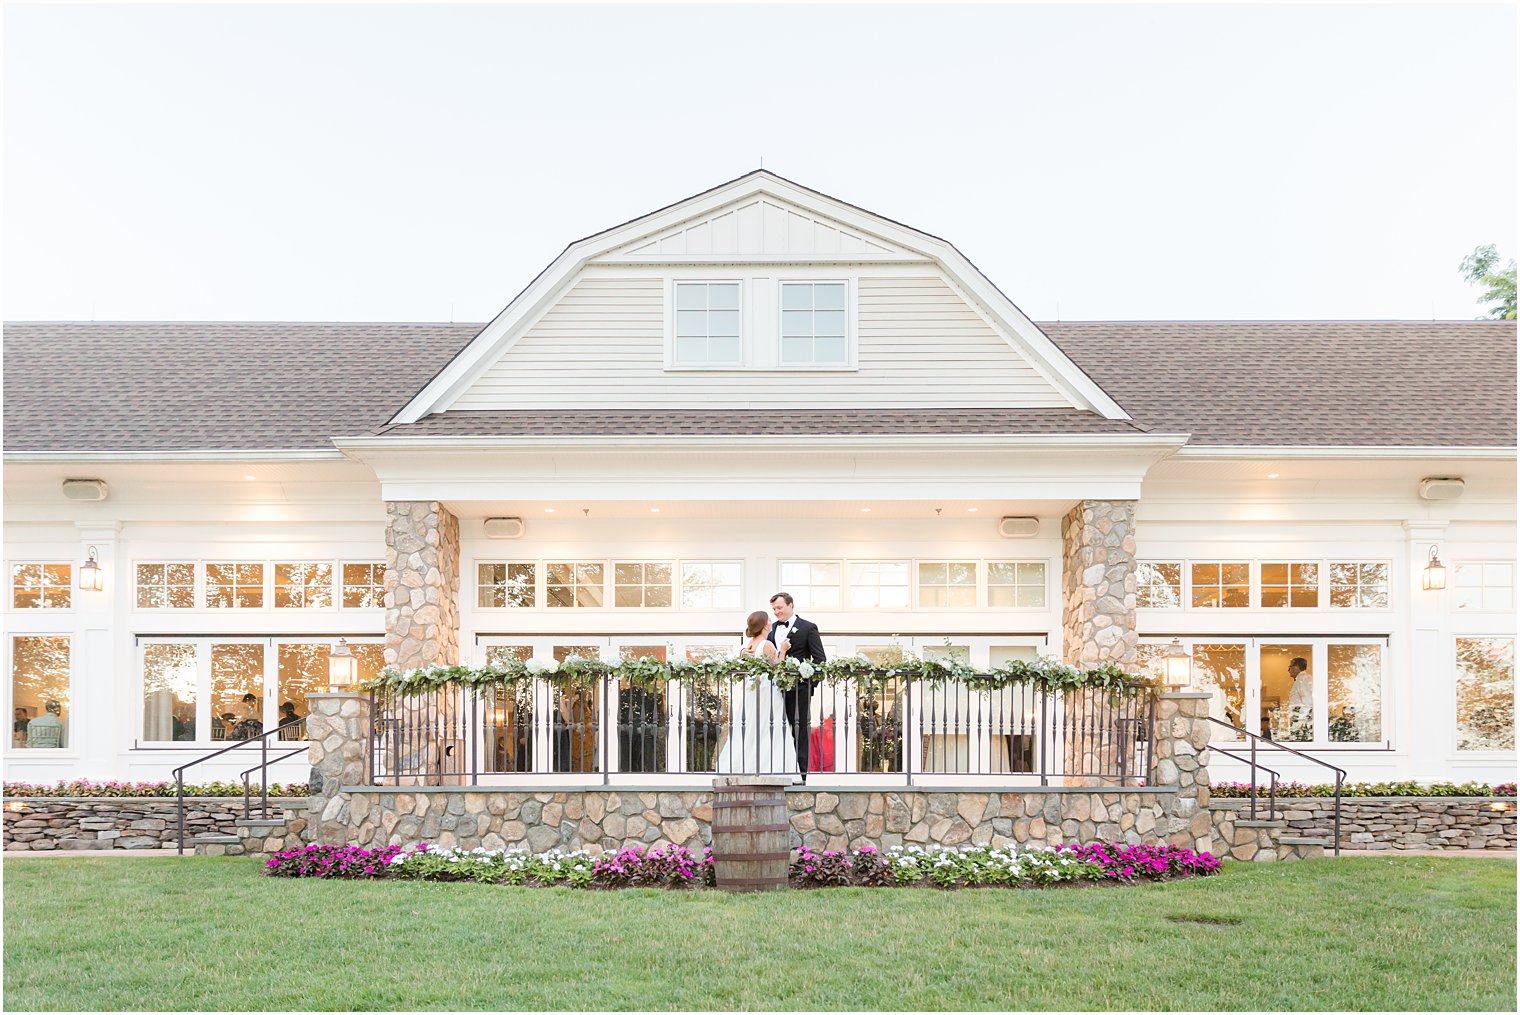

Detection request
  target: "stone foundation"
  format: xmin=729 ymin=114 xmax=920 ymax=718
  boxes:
xmin=1214 ymin=796 xmax=1516 ymax=851
xmin=1 ymin=797 xmax=298 ymax=850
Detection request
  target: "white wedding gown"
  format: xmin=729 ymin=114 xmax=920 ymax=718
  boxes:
xmin=714 ymin=640 xmax=800 ymax=775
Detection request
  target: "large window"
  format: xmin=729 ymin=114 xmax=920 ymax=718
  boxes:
xmin=1327 ymin=644 xmax=1383 ymax=742
xmin=848 ymin=561 xmax=910 ymax=609
xmin=614 ymin=562 xmax=673 ymax=608
xmin=779 ymin=281 xmax=848 ymax=366
xmin=136 ymin=563 xmax=196 ymax=609
xmin=987 ymin=562 xmax=1046 ymax=609
xmin=1454 ymin=563 xmax=1515 ymax=612
xmin=342 ymin=563 xmax=387 ymax=609
xmin=918 ymin=562 xmax=977 ymax=608
xmin=274 ymin=563 xmax=333 ymax=609
xmin=1136 ymin=562 xmax=1182 ymax=608
xmin=1260 ymin=563 xmax=1319 ymax=609
xmin=1190 ymin=562 xmax=1250 ymax=608
xmin=779 ymin=561 xmax=841 ymax=609
xmin=1455 ymin=637 xmax=1515 ymax=751
xmin=206 ymin=563 xmax=264 ymax=609
xmin=673 ymin=282 xmax=741 ymax=366
xmin=547 ymin=563 xmax=605 ymax=608
xmin=1329 ymin=563 xmax=1390 ymax=609
xmin=11 ymin=564 xmax=71 ymax=610
xmin=142 ymin=643 xmax=197 ymax=741
xmin=680 ymin=562 xmax=742 ymax=610
xmin=11 ymin=635 xmax=70 ymax=749
xmin=478 ymin=563 xmax=536 ymax=608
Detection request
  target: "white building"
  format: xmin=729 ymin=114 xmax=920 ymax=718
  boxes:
xmin=4 ymin=171 xmax=1515 ymax=789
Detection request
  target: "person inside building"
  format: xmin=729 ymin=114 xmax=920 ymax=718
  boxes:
xmin=25 ymin=700 xmax=66 ymax=749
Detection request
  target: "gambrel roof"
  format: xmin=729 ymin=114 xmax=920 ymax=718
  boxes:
xmin=3 ymin=320 xmax=1513 ymax=453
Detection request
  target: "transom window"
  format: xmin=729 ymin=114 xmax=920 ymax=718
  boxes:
xmin=680 ymin=562 xmax=742 ymax=610
xmin=11 ymin=563 xmax=72 ymax=610
xmin=779 ymin=561 xmax=842 ymax=609
xmin=1454 ymin=562 xmax=1515 ymax=612
xmin=848 ymin=561 xmax=910 ymax=609
xmin=1190 ymin=562 xmax=1250 ymax=608
xmin=673 ymin=282 xmax=741 ymax=366
xmin=341 ymin=563 xmax=387 ymax=609
xmin=206 ymin=563 xmax=264 ymax=609
xmin=1261 ymin=563 xmax=1319 ymax=608
xmin=273 ymin=563 xmax=333 ymax=609
xmin=1136 ymin=561 xmax=1182 ymax=608
xmin=779 ymin=281 xmax=848 ymax=365
xmin=987 ymin=562 xmax=1046 ymax=609
xmin=137 ymin=563 xmax=196 ymax=609
xmin=614 ymin=562 xmax=674 ymax=608
xmin=479 ymin=563 xmax=536 ymax=608
xmin=918 ymin=562 xmax=977 ymax=608
xmin=1330 ymin=563 xmax=1390 ymax=609
xmin=547 ymin=563 xmax=605 ymax=608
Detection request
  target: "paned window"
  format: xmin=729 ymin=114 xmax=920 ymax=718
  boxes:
xmin=779 ymin=282 xmax=848 ymax=365
xmin=1261 ymin=563 xmax=1320 ymax=608
xmin=11 ymin=635 xmax=70 ymax=749
xmin=205 ymin=563 xmax=264 ymax=609
xmin=673 ymin=282 xmax=741 ymax=366
xmin=547 ymin=563 xmax=605 ymax=608
xmin=779 ymin=561 xmax=841 ymax=609
xmin=341 ymin=563 xmax=387 ymax=609
xmin=1454 ymin=563 xmax=1515 ymax=612
xmin=136 ymin=563 xmax=196 ymax=609
xmin=987 ymin=562 xmax=1046 ymax=608
xmin=210 ymin=643 xmax=264 ymax=740
xmin=1330 ymin=563 xmax=1390 ymax=609
xmin=1456 ymin=637 xmax=1515 ymax=751
xmin=1190 ymin=562 xmax=1250 ymax=608
xmin=848 ymin=561 xmax=910 ymax=609
xmin=142 ymin=643 xmax=198 ymax=741
xmin=681 ymin=562 xmax=742 ymax=610
xmin=1136 ymin=562 xmax=1182 ymax=608
xmin=918 ymin=562 xmax=977 ymax=608
xmin=11 ymin=563 xmax=72 ymax=610
xmin=478 ymin=563 xmax=536 ymax=608
xmin=273 ymin=563 xmax=333 ymax=609
xmin=1327 ymin=644 xmax=1382 ymax=743
xmin=614 ymin=562 xmax=674 ymax=608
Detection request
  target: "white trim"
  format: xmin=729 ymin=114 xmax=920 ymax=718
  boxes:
xmin=777 ymin=278 xmax=856 ymax=370
xmin=1173 ymin=445 xmax=1516 ymax=460
xmin=335 ymin=433 xmax=1191 ymax=453
xmin=666 ymin=279 xmax=746 ymax=370
xmin=3 ymin=450 xmax=347 ymax=463
xmin=390 ymin=172 xmax=1131 ymax=423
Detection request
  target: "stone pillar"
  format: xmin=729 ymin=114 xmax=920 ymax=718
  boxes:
xmin=384 ymin=500 xmax=460 ymax=670
xmin=303 ymin=692 xmax=370 ymax=845
xmin=1154 ymin=691 xmax=1214 ymax=854
xmin=1060 ymin=499 xmax=1139 ymax=670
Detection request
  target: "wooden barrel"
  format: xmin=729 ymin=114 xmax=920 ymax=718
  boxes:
xmin=711 ymin=777 xmax=792 ymax=892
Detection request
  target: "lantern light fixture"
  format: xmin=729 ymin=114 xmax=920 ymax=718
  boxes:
xmin=1421 ymin=544 xmax=1447 ymax=591
xmin=328 ymin=637 xmax=358 ymax=692
xmin=1160 ymin=637 xmax=1192 ymax=691
xmin=78 ymin=546 xmax=104 ymax=592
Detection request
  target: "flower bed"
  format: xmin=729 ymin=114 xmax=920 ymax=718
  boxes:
xmin=4 ymin=779 xmax=309 ymax=798
xmin=1211 ymin=780 xmax=1516 ymax=799
xmin=263 ymin=842 xmax=1221 ymax=889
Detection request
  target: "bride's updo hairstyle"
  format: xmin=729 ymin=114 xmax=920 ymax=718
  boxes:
xmin=745 ymin=611 xmax=769 ymax=638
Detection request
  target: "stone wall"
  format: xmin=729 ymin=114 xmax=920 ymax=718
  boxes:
xmin=304 ymin=693 xmax=370 ymax=846
xmin=1213 ymin=796 xmax=1516 ymax=851
xmin=1060 ymin=499 xmax=1138 ymax=671
xmin=330 ymin=786 xmax=1195 ymax=855
xmin=1 ymin=798 xmax=286 ymax=850
xmin=383 ymin=500 xmax=460 ymax=670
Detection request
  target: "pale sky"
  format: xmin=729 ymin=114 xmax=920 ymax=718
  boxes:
xmin=4 ymin=2 xmax=1516 ymax=323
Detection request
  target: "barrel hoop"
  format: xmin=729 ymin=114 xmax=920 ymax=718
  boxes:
xmin=716 ymin=878 xmax=789 ymax=887
xmin=711 ymin=822 xmax=791 ymax=833
xmin=712 ymin=851 xmax=790 ymax=862
xmin=712 ymin=798 xmax=785 ymax=809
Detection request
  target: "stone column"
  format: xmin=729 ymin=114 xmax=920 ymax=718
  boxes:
xmin=1153 ymin=690 xmax=1214 ymax=855
xmin=303 ymin=692 xmax=370 ymax=845
xmin=384 ymin=500 xmax=460 ymax=670
xmin=1061 ymin=499 xmax=1139 ymax=670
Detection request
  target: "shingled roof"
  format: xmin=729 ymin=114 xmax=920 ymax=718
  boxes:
xmin=3 ymin=320 xmax=1514 ymax=452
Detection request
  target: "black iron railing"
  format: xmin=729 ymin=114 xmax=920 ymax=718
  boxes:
xmin=1205 ymin=717 xmax=1347 ymax=856
xmin=365 ymin=678 xmax=1155 ymax=787
xmin=172 ymin=717 xmax=305 ymax=855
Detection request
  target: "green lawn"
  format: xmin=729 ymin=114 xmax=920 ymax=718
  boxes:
xmin=3 ymin=855 xmax=1514 ymax=1011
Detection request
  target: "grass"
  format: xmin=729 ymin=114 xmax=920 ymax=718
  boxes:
xmin=3 ymin=855 xmax=1514 ymax=1011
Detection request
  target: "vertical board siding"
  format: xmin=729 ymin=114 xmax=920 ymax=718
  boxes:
xmin=451 ymin=275 xmax=1071 ymax=410
xmin=610 ymin=198 xmax=902 ymax=259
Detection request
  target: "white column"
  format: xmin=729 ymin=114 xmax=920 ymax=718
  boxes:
xmin=1403 ymin=520 xmax=1449 ymax=782
xmin=74 ymin=522 xmax=122 ymax=777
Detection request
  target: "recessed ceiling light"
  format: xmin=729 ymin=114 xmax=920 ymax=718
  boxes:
xmin=967 ymin=507 xmax=979 ymax=512
xmin=544 ymin=507 xmax=556 ymax=513
xmin=244 ymin=475 xmax=256 ymax=481
xmin=1267 ymin=473 xmax=1280 ymax=479
xmin=860 ymin=507 xmax=872 ymax=513
xmin=650 ymin=507 xmax=661 ymax=513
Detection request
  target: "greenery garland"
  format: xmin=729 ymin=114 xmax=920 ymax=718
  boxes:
xmin=363 ymin=654 xmax=1149 ymax=700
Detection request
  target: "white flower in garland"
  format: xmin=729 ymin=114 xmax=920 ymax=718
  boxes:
xmin=798 ymin=661 xmax=816 ymax=680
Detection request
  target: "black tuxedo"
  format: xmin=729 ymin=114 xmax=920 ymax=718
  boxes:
xmin=769 ymin=615 xmax=826 ymax=775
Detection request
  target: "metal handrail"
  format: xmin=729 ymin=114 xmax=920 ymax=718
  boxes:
xmin=240 ymin=747 xmax=309 ymax=821
xmin=173 ymin=717 xmax=306 ymax=854
xmin=1205 ymin=717 xmax=1347 ymax=856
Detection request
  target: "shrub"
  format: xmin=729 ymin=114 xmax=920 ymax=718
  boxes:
xmin=1211 ymin=780 xmax=1515 ymax=799
xmin=5 ymin=779 xmax=309 ymax=799
xmin=792 ymin=847 xmax=854 ymax=887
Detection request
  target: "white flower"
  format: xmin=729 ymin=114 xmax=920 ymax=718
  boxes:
xmin=608 ymin=657 xmax=623 ymax=669
xmin=798 ymin=661 xmax=815 ymax=679
xmin=525 ymin=658 xmax=545 ymax=674
xmin=544 ymin=659 xmax=560 ymax=674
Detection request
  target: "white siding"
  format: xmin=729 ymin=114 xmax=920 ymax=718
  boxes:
xmin=604 ymin=197 xmax=907 ymax=259
xmin=451 ymin=274 xmax=1072 ymax=410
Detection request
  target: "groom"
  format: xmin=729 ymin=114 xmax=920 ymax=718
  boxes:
xmin=768 ymin=592 xmax=826 ymax=781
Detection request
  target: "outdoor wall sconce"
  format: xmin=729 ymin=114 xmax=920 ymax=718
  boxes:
xmin=1422 ymin=545 xmax=1447 ymax=591
xmin=1160 ymin=638 xmax=1192 ymax=691
xmin=78 ymin=546 xmax=104 ymax=592
xmin=327 ymin=637 xmax=358 ymax=692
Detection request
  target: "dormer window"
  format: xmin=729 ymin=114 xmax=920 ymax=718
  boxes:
xmin=673 ymin=281 xmax=742 ymax=367
xmin=780 ymin=281 xmax=849 ymax=366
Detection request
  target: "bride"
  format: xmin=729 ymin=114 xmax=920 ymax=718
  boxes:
xmin=714 ymin=611 xmax=800 ymax=776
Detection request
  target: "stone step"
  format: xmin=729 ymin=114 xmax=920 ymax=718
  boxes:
xmin=233 ymin=819 xmax=288 ymax=830
xmin=1279 ymin=836 xmax=1329 ymax=846
xmin=192 ymin=834 xmax=244 ymax=857
xmin=1236 ymin=819 xmax=1286 ymax=828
